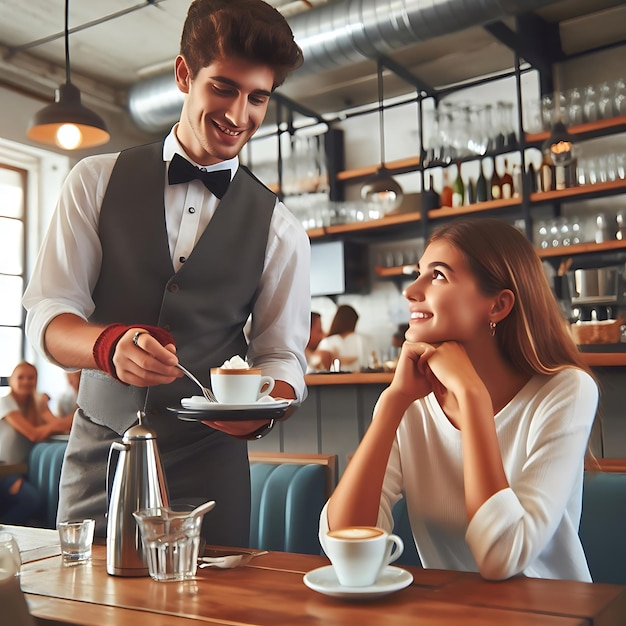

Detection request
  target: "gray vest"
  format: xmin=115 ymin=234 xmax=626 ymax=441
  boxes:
xmin=79 ymin=142 xmax=276 ymax=434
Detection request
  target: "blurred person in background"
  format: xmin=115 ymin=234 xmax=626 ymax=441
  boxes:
xmin=55 ymin=370 xmax=81 ymax=422
xmin=314 ymin=304 xmax=370 ymax=372
xmin=0 ymin=362 xmax=72 ymax=524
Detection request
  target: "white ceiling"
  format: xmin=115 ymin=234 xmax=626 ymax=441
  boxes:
xmin=0 ymin=0 xmax=625 ymax=131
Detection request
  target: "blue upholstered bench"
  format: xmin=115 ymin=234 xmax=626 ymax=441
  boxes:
xmin=27 ymin=440 xmax=68 ymax=529
xmin=391 ymin=470 xmax=626 ymax=584
xmin=249 ymin=453 xmax=337 ymax=555
xmin=580 ymin=470 xmax=626 ymax=585
xmin=25 ymin=442 xmax=335 ymax=555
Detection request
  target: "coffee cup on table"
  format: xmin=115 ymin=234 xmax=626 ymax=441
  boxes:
xmin=323 ymin=526 xmax=404 ymax=587
xmin=210 ymin=367 xmax=274 ymax=404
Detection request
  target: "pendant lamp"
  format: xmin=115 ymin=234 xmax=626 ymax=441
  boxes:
xmin=26 ymin=0 xmax=110 ymax=150
xmin=542 ymin=120 xmax=575 ymax=167
xmin=361 ymin=60 xmax=403 ymax=214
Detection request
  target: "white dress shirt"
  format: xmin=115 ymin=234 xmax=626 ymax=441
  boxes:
xmin=23 ymin=126 xmax=310 ymax=401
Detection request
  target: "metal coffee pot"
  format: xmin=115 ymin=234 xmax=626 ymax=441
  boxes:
xmin=106 ymin=411 xmax=169 ymax=576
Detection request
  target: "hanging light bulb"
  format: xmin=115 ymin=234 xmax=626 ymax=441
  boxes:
xmin=542 ymin=120 xmax=575 ymax=167
xmin=361 ymin=60 xmax=403 ymax=214
xmin=26 ymin=0 xmax=110 ymax=150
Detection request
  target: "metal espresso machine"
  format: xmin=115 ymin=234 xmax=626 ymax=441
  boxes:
xmin=565 ymin=262 xmax=626 ymax=346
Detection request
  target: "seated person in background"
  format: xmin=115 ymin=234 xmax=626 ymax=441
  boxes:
xmin=321 ymin=218 xmax=598 ymax=582
xmin=305 ymin=312 xmax=326 ymax=372
xmin=314 ymin=304 xmax=370 ymax=372
xmin=55 ymin=370 xmax=81 ymax=422
xmin=0 ymin=362 xmax=73 ymax=524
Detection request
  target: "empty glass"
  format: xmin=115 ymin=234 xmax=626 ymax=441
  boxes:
xmin=57 ymin=519 xmax=95 ymax=566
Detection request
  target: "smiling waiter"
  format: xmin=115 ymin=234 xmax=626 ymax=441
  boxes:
xmin=23 ymin=0 xmax=310 ymax=546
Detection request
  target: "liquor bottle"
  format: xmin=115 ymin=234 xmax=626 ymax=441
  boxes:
xmin=452 ymin=162 xmax=465 ymax=207
xmin=512 ymin=163 xmax=522 ymax=198
xmin=440 ymin=169 xmax=453 ymax=208
xmin=490 ymin=157 xmax=501 ymax=200
xmin=526 ymin=162 xmax=538 ymax=193
xmin=475 ymin=160 xmax=488 ymax=203
xmin=500 ymin=158 xmax=513 ymax=199
xmin=422 ymin=174 xmax=440 ymax=211
xmin=466 ymin=177 xmax=476 ymax=204
xmin=539 ymin=153 xmax=554 ymax=192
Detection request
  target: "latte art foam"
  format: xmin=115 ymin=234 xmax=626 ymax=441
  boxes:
xmin=327 ymin=527 xmax=384 ymax=540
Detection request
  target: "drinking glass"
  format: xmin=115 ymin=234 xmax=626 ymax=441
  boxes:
xmin=598 ymin=82 xmax=615 ymax=119
xmin=57 ymin=519 xmax=95 ymax=566
xmin=566 ymin=87 xmax=583 ymax=126
xmin=0 ymin=532 xmax=21 ymax=575
xmin=614 ymin=78 xmax=626 ymax=116
xmin=523 ymin=97 xmax=543 ymax=133
xmin=541 ymin=93 xmax=555 ymax=130
xmin=583 ymin=85 xmax=599 ymax=122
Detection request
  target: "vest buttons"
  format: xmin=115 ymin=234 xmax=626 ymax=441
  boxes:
xmin=179 ymin=256 xmax=186 ymax=263
xmin=188 ymin=207 xmax=195 ymax=214
xmin=168 ymin=283 xmax=179 ymax=293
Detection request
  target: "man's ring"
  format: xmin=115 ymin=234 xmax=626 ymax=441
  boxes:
xmin=133 ymin=331 xmax=147 ymax=347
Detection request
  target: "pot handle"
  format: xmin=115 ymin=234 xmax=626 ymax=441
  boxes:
xmin=106 ymin=441 xmax=128 ymax=511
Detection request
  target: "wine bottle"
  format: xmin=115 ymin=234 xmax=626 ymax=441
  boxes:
xmin=440 ymin=169 xmax=453 ymax=208
xmin=512 ymin=163 xmax=522 ymax=198
xmin=500 ymin=158 xmax=513 ymax=199
xmin=539 ymin=153 xmax=554 ymax=192
xmin=422 ymin=174 xmax=440 ymax=211
xmin=467 ymin=177 xmax=476 ymax=204
xmin=490 ymin=157 xmax=501 ymax=200
xmin=526 ymin=162 xmax=538 ymax=193
xmin=475 ymin=160 xmax=488 ymax=203
xmin=452 ymin=162 xmax=465 ymax=207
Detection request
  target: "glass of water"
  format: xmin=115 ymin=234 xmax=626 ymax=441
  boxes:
xmin=133 ymin=507 xmax=204 ymax=582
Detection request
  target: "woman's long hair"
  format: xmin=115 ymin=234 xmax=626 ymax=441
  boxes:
xmin=428 ymin=219 xmax=589 ymax=376
xmin=327 ymin=305 xmax=359 ymax=337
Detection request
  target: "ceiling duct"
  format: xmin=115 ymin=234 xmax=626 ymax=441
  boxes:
xmin=128 ymin=0 xmax=561 ymax=133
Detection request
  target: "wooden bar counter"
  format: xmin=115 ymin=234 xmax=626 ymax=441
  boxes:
xmin=9 ymin=526 xmax=626 ymax=626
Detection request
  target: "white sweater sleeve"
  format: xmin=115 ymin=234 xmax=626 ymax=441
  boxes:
xmin=465 ymin=369 xmax=597 ymax=580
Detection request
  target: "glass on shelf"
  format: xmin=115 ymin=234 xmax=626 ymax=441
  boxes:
xmin=582 ymin=84 xmax=599 ymax=123
xmin=614 ymin=78 xmax=626 ymax=116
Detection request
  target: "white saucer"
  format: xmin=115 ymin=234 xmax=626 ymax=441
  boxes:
xmin=303 ymin=565 xmax=413 ymax=600
xmin=180 ymin=396 xmax=292 ymax=411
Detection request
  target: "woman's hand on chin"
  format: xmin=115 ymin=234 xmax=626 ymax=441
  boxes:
xmin=388 ymin=340 xmax=438 ymax=402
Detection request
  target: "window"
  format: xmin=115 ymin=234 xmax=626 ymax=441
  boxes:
xmin=0 ymin=164 xmax=26 ymax=379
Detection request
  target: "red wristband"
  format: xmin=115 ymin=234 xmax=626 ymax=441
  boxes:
xmin=93 ymin=323 xmax=176 ymax=380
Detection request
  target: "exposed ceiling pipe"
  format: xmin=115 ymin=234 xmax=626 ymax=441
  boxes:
xmin=128 ymin=0 xmax=562 ymax=133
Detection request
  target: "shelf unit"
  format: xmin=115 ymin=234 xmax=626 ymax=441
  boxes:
xmin=306 ymin=115 xmax=626 ymax=272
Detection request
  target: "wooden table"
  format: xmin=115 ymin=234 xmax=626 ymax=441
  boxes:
xmin=6 ymin=526 xmax=626 ymax=626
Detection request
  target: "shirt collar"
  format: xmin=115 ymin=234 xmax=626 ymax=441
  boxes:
xmin=163 ymin=124 xmax=238 ymax=181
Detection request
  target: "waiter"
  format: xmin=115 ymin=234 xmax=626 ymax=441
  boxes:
xmin=23 ymin=0 xmax=310 ymax=546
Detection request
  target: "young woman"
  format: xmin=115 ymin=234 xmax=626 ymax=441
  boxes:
xmin=0 ymin=362 xmax=73 ymax=524
xmin=322 ymin=218 xmax=598 ymax=582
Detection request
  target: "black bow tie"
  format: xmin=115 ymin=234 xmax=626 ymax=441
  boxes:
xmin=168 ymin=153 xmax=230 ymax=199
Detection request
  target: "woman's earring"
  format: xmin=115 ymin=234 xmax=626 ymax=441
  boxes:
xmin=489 ymin=320 xmax=497 ymax=337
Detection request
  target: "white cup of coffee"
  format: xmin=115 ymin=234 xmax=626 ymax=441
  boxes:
xmin=323 ymin=526 xmax=404 ymax=587
xmin=210 ymin=367 xmax=275 ymax=404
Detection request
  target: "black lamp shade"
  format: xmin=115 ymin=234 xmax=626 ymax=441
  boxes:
xmin=27 ymin=82 xmax=110 ymax=149
xmin=542 ymin=121 xmax=575 ymax=166
xmin=361 ymin=167 xmax=404 ymax=213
